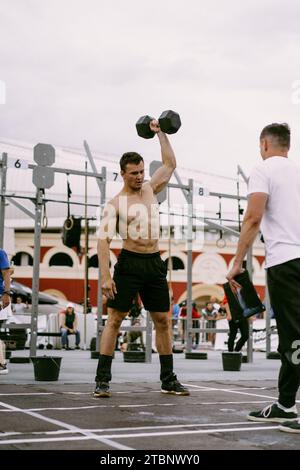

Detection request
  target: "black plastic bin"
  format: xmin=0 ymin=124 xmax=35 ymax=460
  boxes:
xmin=222 ymin=352 xmax=242 ymax=371
xmin=31 ymin=356 xmax=62 ymax=381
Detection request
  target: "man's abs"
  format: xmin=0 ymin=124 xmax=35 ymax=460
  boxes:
xmin=123 ymin=237 xmax=159 ymax=254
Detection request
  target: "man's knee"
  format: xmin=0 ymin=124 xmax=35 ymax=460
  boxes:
xmin=153 ymin=314 xmax=170 ymax=331
xmin=106 ymin=311 xmax=125 ymax=331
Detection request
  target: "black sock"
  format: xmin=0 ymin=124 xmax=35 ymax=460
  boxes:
xmin=159 ymin=354 xmax=175 ymax=382
xmin=95 ymin=354 xmax=113 ymax=383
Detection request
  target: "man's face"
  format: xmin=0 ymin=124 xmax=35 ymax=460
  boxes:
xmin=121 ymin=162 xmax=145 ymax=191
xmin=66 ymin=307 xmax=73 ymax=314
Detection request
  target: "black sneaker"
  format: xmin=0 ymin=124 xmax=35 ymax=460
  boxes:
xmin=161 ymin=379 xmax=190 ymax=396
xmin=247 ymin=403 xmax=298 ymax=423
xmin=0 ymin=363 xmax=8 ymax=375
xmin=279 ymin=420 xmax=300 ymax=433
xmin=93 ymin=382 xmax=111 ymax=398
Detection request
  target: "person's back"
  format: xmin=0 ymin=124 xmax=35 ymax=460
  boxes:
xmin=227 ymin=123 xmax=300 ymax=432
xmin=249 ymin=157 xmax=300 ymax=267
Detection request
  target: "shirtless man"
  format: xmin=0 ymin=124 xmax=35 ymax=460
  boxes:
xmin=94 ymin=119 xmax=189 ymax=397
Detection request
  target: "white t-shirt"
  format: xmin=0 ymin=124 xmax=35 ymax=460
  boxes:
xmin=13 ymin=303 xmax=27 ymax=315
xmin=248 ymin=156 xmax=300 ymax=268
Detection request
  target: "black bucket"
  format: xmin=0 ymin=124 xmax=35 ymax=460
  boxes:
xmin=123 ymin=351 xmax=145 ymax=363
xmin=31 ymin=356 xmax=62 ymax=381
xmin=222 ymin=352 xmax=242 ymax=371
xmin=185 ymin=352 xmax=208 ymax=360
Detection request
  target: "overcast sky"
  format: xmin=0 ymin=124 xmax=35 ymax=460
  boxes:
xmin=1 ymin=0 xmax=300 ymax=178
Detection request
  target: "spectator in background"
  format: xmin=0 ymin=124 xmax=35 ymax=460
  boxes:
xmin=178 ymin=300 xmax=201 ymax=347
xmin=201 ymin=301 xmax=218 ymax=346
xmin=0 ymin=248 xmax=11 ymax=374
xmin=59 ymin=303 xmax=81 ymax=350
xmin=172 ymin=301 xmax=180 ymax=320
xmin=178 ymin=301 xmax=187 ymax=344
xmin=222 ymin=295 xmax=249 ymax=352
xmin=192 ymin=302 xmax=201 ymax=349
xmin=210 ymin=296 xmax=221 ymax=312
xmin=12 ymin=296 xmax=29 ymax=315
xmin=171 ymin=300 xmax=180 ymax=343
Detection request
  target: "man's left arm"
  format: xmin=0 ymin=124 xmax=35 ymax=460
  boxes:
xmin=227 ymin=192 xmax=268 ymax=282
xmin=149 ymin=121 xmax=176 ymax=194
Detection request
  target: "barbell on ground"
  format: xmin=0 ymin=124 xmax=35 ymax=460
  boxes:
xmin=136 ymin=110 xmax=181 ymax=139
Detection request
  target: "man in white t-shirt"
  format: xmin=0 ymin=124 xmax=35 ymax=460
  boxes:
xmin=12 ymin=296 xmax=29 ymax=316
xmin=227 ymin=123 xmax=300 ymax=433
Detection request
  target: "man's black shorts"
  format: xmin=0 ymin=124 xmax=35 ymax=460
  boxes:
xmin=107 ymin=249 xmax=170 ymax=313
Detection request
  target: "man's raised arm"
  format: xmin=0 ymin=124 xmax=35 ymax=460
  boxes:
xmin=149 ymin=120 xmax=176 ymax=195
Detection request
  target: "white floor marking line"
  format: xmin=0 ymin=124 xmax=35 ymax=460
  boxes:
xmin=183 ymin=384 xmax=287 ymax=401
xmin=0 ymin=436 xmax=92 ymax=445
xmin=0 ymin=421 xmax=273 ymax=439
xmin=0 ymin=400 xmax=271 ymax=413
xmin=0 ymin=393 xmax=54 ymax=396
xmin=0 ymin=387 xmax=267 ymax=399
xmin=195 ymin=400 xmax=270 ymax=405
xmin=184 ymin=388 xmax=268 ymax=392
xmin=30 ymin=421 xmax=274 ymax=434
xmin=61 ymin=425 xmax=279 ymax=440
xmin=0 ymin=424 xmax=279 ymax=444
xmin=61 ymin=388 xmax=269 ymax=397
xmin=0 ymin=405 xmax=111 ymax=412
xmin=183 ymin=384 xmax=276 ymax=400
xmin=62 ymin=387 xmax=267 ymax=396
xmin=0 ymin=400 xmax=133 ymax=451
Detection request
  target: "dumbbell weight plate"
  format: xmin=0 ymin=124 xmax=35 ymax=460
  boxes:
xmin=158 ymin=110 xmax=181 ymax=134
xmin=136 ymin=115 xmax=155 ymax=139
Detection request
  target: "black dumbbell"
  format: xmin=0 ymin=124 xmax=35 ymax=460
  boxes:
xmin=136 ymin=110 xmax=181 ymax=139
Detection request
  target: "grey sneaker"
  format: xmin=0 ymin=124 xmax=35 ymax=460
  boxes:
xmin=94 ymin=381 xmax=111 ymax=398
xmin=279 ymin=420 xmax=300 ymax=433
xmin=0 ymin=363 xmax=8 ymax=375
xmin=248 ymin=403 xmax=298 ymax=423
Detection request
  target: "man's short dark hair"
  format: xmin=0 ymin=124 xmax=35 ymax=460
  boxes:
xmin=260 ymin=123 xmax=291 ymax=149
xmin=120 ymin=152 xmax=144 ymax=172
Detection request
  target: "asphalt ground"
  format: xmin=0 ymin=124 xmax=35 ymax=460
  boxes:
xmin=0 ymin=350 xmax=299 ymax=453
